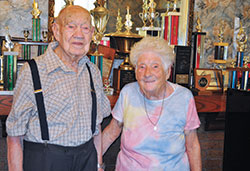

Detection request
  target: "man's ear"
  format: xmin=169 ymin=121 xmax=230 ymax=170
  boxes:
xmin=52 ymin=23 xmax=60 ymax=41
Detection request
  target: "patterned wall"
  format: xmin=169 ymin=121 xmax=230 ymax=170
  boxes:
xmin=194 ymin=0 xmax=250 ymax=67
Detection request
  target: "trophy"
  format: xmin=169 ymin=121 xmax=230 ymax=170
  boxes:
xmin=139 ymin=0 xmax=149 ymax=27
xmin=106 ymin=6 xmax=142 ymax=92
xmin=3 ymin=31 xmax=18 ymax=90
xmin=235 ymin=21 xmax=248 ymax=90
xmin=161 ymin=0 xmax=180 ymax=45
xmin=192 ymin=15 xmax=206 ymax=69
xmin=90 ymin=0 xmax=109 ymax=76
xmin=236 ymin=21 xmax=247 ymax=67
xmin=147 ymin=0 xmax=159 ymax=27
xmin=213 ymin=21 xmax=229 ymax=64
xmin=31 ymin=0 xmax=42 ymax=41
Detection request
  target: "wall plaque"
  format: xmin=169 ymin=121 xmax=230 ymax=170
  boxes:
xmin=113 ymin=68 xmax=136 ymax=92
xmin=173 ymin=45 xmax=191 ymax=87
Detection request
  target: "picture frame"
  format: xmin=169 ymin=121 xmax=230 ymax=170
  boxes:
xmin=194 ymin=68 xmax=223 ymax=93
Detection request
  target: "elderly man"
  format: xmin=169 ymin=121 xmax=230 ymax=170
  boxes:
xmin=102 ymin=37 xmax=202 ymax=171
xmin=6 ymin=5 xmax=110 ymax=171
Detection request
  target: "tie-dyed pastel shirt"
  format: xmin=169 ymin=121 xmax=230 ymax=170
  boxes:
xmin=112 ymin=81 xmax=200 ymax=171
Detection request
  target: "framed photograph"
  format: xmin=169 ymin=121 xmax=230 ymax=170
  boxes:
xmin=194 ymin=68 xmax=223 ymax=92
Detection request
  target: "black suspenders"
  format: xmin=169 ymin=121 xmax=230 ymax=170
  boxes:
xmin=86 ymin=64 xmax=97 ymax=135
xmin=28 ymin=59 xmax=97 ymax=141
xmin=28 ymin=59 xmax=49 ymax=140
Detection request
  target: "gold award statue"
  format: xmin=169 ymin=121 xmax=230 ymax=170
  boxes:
xmin=236 ymin=21 xmax=247 ymax=52
xmin=31 ymin=0 xmax=41 ymax=19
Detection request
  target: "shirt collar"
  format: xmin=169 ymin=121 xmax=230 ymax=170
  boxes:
xmin=45 ymin=41 xmax=90 ymax=74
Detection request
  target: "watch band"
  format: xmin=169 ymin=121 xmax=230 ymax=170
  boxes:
xmin=97 ymin=163 xmax=105 ymax=170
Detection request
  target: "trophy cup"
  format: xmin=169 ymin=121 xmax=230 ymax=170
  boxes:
xmin=23 ymin=30 xmax=30 ymax=42
xmin=90 ymin=0 xmax=109 ymax=76
xmin=42 ymin=30 xmax=48 ymax=42
xmin=147 ymin=0 xmax=159 ymax=27
xmin=31 ymin=0 xmax=42 ymax=41
xmin=139 ymin=0 xmax=149 ymax=27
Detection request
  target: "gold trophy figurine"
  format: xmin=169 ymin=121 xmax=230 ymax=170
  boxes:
xmin=195 ymin=16 xmax=202 ymax=32
xmin=236 ymin=21 xmax=247 ymax=52
xmin=31 ymin=0 xmax=41 ymax=19
xmin=218 ymin=24 xmax=224 ymax=43
xmin=124 ymin=6 xmax=133 ymax=33
xmin=116 ymin=9 xmax=123 ymax=33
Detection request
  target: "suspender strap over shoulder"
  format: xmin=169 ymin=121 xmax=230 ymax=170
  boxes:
xmin=86 ymin=64 xmax=97 ymax=135
xmin=28 ymin=59 xmax=49 ymax=141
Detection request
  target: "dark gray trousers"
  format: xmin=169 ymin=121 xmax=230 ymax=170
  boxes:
xmin=23 ymin=138 xmax=97 ymax=171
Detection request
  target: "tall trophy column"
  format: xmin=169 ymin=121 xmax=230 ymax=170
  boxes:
xmin=192 ymin=16 xmax=206 ymax=69
xmin=236 ymin=21 xmax=248 ymax=90
xmin=31 ymin=0 xmax=42 ymax=41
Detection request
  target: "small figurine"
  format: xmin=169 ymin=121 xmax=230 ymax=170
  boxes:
xmin=116 ymin=9 xmax=123 ymax=33
xmin=31 ymin=0 xmax=42 ymax=19
xmin=218 ymin=22 xmax=224 ymax=43
xmin=236 ymin=21 xmax=247 ymax=52
xmin=195 ymin=16 xmax=202 ymax=32
xmin=124 ymin=6 xmax=133 ymax=32
xmin=4 ymin=27 xmax=14 ymax=52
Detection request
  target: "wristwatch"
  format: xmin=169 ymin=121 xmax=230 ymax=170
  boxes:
xmin=97 ymin=163 xmax=105 ymax=170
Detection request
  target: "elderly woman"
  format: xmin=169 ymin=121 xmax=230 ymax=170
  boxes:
xmin=102 ymin=37 xmax=202 ymax=170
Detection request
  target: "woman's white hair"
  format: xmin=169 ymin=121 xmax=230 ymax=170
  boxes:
xmin=130 ymin=36 xmax=175 ymax=72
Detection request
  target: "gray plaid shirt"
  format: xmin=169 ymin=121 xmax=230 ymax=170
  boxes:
xmin=6 ymin=42 xmax=111 ymax=146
